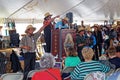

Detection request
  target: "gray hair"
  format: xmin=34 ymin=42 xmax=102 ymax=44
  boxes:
xmin=39 ymin=53 xmax=55 ymax=68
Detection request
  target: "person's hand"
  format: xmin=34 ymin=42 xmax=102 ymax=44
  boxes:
xmin=24 ymin=46 xmax=31 ymax=50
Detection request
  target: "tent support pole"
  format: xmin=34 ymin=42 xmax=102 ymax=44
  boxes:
xmin=7 ymin=0 xmax=33 ymax=18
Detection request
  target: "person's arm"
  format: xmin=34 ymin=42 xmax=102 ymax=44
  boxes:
xmin=101 ymin=62 xmax=110 ymax=73
xmin=43 ymin=15 xmax=60 ymax=26
xmin=37 ymin=25 xmax=46 ymax=33
xmin=71 ymin=65 xmax=80 ymax=80
xmin=50 ymin=15 xmax=60 ymax=22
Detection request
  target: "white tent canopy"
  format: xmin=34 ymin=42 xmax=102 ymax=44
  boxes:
xmin=0 ymin=0 xmax=120 ymax=24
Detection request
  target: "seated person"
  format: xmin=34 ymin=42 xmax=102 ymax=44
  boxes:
xmin=99 ymin=59 xmax=116 ymax=69
xmin=62 ymin=47 xmax=81 ymax=79
xmin=99 ymin=50 xmax=116 ymax=69
xmin=108 ymin=46 xmax=120 ymax=69
xmin=99 ymin=39 xmax=116 ymax=69
xmin=71 ymin=47 xmax=110 ymax=80
xmin=32 ymin=53 xmax=62 ymax=80
xmin=55 ymin=17 xmax=69 ymax=29
xmin=63 ymin=47 xmax=81 ymax=67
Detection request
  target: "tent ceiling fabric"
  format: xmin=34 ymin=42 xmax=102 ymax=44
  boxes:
xmin=0 ymin=0 xmax=120 ymax=22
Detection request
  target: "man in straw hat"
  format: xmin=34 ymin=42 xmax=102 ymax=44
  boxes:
xmin=43 ymin=12 xmax=60 ymax=53
xmin=76 ymin=26 xmax=86 ymax=61
xmin=85 ymin=26 xmax=96 ymax=48
xmin=109 ymin=24 xmax=117 ymax=40
xmin=55 ymin=17 xmax=69 ymax=29
xmin=19 ymin=23 xmax=50 ymax=80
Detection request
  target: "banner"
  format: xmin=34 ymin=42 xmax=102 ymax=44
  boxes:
xmin=51 ymin=29 xmax=60 ymax=56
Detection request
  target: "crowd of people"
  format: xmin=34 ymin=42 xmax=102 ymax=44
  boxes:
xmin=0 ymin=12 xmax=120 ymax=80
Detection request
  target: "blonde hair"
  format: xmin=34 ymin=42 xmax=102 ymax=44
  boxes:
xmin=64 ymin=33 xmax=74 ymax=48
xmin=82 ymin=47 xmax=94 ymax=60
xmin=64 ymin=33 xmax=74 ymax=44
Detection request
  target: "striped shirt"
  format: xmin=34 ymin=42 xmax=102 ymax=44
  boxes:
xmin=71 ymin=60 xmax=110 ymax=80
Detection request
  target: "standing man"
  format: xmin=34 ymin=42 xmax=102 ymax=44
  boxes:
xmin=76 ymin=26 xmax=86 ymax=61
xmin=19 ymin=24 xmax=48 ymax=80
xmin=93 ymin=25 xmax=103 ymax=60
xmin=43 ymin=12 xmax=59 ymax=53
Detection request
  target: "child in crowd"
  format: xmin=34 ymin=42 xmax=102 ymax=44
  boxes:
xmin=108 ymin=46 xmax=120 ymax=69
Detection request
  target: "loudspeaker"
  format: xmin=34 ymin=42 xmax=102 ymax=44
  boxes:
xmin=66 ymin=12 xmax=73 ymax=23
xmin=10 ymin=33 xmax=20 ymax=47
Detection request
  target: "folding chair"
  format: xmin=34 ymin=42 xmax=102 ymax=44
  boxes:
xmin=107 ymin=71 xmax=120 ymax=80
xmin=84 ymin=74 xmax=94 ymax=80
xmin=84 ymin=71 xmax=105 ymax=80
xmin=62 ymin=67 xmax=75 ymax=80
xmin=106 ymin=69 xmax=115 ymax=77
xmin=62 ymin=66 xmax=75 ymax=73
xmin=116 ymin=68 xmax=120 ymax=72
xmin=0 ymin=72 xmax=23 ymax=80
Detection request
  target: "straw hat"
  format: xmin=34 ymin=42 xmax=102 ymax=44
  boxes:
xmin=63 ymin=17 xmax=69 ymax=21
xmin=78 ymin=26 xmax=85 ymax=32
xmin=25 ymin=25 xmax=36 ymax=33
xmin=93 ymin=24 xmax=98 ymax=28
xmin=86 ymin=26 xmax=92 ymax=32
xmin=117 ymin=21 xmax=120 ymax=25
xmin=44 ymin=12 xmax=52 ymax=18
xmin=112 ymin=24 xmax=117 ymax=29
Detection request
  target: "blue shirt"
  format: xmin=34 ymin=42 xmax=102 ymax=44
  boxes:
xmin=55 ymin=21 xmax=68 ymax=29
